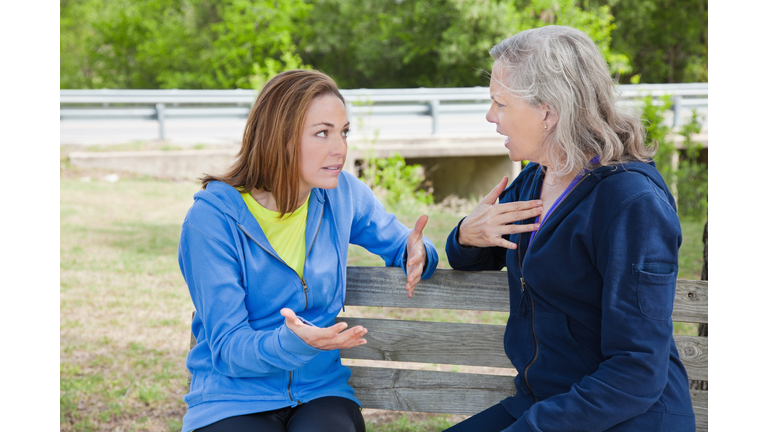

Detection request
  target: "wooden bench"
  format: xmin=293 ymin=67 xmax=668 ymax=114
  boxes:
xmin=189 ymin=266 xmax=708 ymax=431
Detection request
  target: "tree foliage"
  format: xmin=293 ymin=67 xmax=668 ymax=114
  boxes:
xmin=301 ymin=0 xmax=630 ymax=88
xmin=60 ymin=0 xmax=707 ymax=89
xmin=591 ymin=0 xmax=708 ymax=83
xmin=61 ymin=0 xmax=311 ymax=89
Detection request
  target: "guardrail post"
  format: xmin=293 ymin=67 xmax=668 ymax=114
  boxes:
xmin=672 ymin=96 xmax=682 ymax=128
xmin=429 ymin=100 xmax=440 ymax=134
xmin=156 ymin=103 xmax=166 ymax=140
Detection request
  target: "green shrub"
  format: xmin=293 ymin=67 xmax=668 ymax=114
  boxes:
xmin=641 ymin=94 xmax=675 ymax=187
xmin=675 ymin=110 xmax=708 ymax=220
xmin=640 ymin=95 xmax=707 ymax=220
xmin=362 ymin=153 xmax=434 ymax=208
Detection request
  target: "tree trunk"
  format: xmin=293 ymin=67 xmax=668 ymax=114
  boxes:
xmin=690 ymin=221 xmax=707 ymax=390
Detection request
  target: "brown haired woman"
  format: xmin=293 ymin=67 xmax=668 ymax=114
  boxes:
xmin=178 ymin=70 xmax=439 ymax=432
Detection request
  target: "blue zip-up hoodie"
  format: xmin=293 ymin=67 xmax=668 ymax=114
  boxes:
xmin=178 ymin=171 xmax=438 ymax=432
xmin=446 ymin=161 xmax=695 ymax=432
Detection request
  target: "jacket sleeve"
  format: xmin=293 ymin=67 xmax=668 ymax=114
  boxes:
xmin=179 ymin=215 xmax=322 ymax=378
xmin=507 ymin=191 xmax=682 ymax=432
xmin=445 ymin=217 xmax=508 ymax=271
xmin=347 ymin=177 xmax=439 ymax=279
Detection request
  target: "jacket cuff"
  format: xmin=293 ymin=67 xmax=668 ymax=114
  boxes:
xmin=276 ymin=324 xmax=322 ymax=367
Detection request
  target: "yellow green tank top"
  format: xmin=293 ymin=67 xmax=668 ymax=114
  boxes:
xmin=240 ymin=191 xmax=309 ymax=278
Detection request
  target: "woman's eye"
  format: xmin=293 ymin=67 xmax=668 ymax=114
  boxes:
xmin=342 ymin=129 xmax=350 ymax=137
xmin=316 ymin=130 xmax=328 ymax=138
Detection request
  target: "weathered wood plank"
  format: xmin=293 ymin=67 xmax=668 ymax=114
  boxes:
xmin=338 ymin=318 xmax=511 ymax=368
xmin=346 ymin=266 xmax=510 ymax=311
xmin=673 ymin=279 xmax=708 ymax=324
xmin=690 ymin=389 xmax=708 ymax=432
xmin=345 ymin=267 xmax=708 ymax=323
xmin=348 ymin=366 xmax=515 ymax=415
xmin=339 ymin=318 xmax=708 ymax=381
xmin=674 ymin=335 xmax=708 ymax=381
xmin=350 ymin=367 xmax=707 ymax=428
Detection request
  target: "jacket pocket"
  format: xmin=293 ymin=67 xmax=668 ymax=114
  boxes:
xmin=633 ymin=262 xmax=677 ymax=321
xmin=530 ymin=311 xmax=600 ymax=397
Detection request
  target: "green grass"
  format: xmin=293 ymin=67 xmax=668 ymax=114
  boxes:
xmin=367 ymin=414 xmax=456 ymax=432
xmin=61 ymin=175 xmax=707 ymax=431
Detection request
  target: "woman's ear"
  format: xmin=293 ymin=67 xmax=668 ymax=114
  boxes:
xmin=540 ymin=103 xmax=558 ymax=129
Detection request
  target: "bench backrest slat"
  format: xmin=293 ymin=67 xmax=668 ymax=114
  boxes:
xmin=338 ymin=317 xmax=708 ymax=381
xmin=346 ymin=267 xmax=708 ymax=324
xmin=347 ymin=367 xmax=516 ymax=415
xmin=348 ymin=367 xmax=708 ymax=427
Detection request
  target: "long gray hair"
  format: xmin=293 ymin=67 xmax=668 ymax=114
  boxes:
xmin=489 ymin=25 xmax=654 ymax=177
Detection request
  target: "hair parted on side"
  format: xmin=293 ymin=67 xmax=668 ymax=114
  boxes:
xmin=489 ymin=25 xmax=655 ymax=177
xmin=200 ymin=69 xmax=345 ymax=216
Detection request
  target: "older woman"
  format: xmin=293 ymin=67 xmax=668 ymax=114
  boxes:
xmin=444 ymin=26 xmax=695 ymax=431
xmin=178 ymin=69 xmax=439 ymax=432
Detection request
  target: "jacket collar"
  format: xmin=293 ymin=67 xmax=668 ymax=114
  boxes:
xmin=195 ymin=181 xmax=327 ymax=256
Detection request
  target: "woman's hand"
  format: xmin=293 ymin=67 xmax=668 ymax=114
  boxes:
xmin=458 ymin=177 xmax=543 ymax=249
xmin=281 ymin=308 xmax=367 ymax=350
xmin=405 ymin=214 xmax=429 ymax=298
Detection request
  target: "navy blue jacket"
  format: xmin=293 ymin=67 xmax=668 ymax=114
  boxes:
xmin=446 ymin=161 xmax=695 ymax=431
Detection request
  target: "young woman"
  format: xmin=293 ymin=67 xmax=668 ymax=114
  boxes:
xmin=178 ymin=69 xmax=439 ymax=432
xmin=444 ymin=26 xmax=695 ymax=431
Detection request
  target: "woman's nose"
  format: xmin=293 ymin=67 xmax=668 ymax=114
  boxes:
xmin=486 ymin=106 xmax=497 ymax=124
xmin=331 ymin=136 xmax=347 ymax=157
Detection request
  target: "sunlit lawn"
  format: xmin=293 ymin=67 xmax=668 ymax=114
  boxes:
xmin=60 ymin=174 xmax=706 ymax=431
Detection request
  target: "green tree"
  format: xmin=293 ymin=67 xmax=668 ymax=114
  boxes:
xmin=60 ymin=0 xmax=311 ymax=89
xmin=590 ymin=0 xmax=708 ymax=83
xmin=300 ymin=0 xmax=630 ymax=89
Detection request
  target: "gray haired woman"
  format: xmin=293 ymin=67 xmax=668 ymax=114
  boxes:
xmin=444 ymin=26 xmax=695 ymax=431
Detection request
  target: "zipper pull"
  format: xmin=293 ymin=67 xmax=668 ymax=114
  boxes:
xmin=301 ymin=279 xmax=309 ymax=293
xmin=520 ymin=277 xmax=526 ymax=293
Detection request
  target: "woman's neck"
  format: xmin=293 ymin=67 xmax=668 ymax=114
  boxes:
xmin=540 ymin=164 xmax=578 ymax=188
xmin=249 ymin=188 xmax=311 ymax=213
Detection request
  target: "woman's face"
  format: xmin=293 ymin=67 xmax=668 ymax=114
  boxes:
xmin=486 ymin=61 xmax=551 ymax=165
xmin=298 ymin=94 xmax=349 ymax=195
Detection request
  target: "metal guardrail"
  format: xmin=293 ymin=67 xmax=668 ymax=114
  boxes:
xmin=60 ymin=83 xmax=707 ymax=140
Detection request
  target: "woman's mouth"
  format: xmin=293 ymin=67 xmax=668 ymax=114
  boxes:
xmin=322 ymin=164 xmax=343 ymax=174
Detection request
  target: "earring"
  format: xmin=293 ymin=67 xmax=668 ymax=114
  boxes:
xmin=544 ymin=123 xmax=548 ymax=130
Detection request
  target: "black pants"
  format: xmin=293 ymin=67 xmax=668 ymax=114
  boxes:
xmin=195 ymin=397 xmax=365 ymax=432
xmin=442 ymin=403 xmax=516 ymax=432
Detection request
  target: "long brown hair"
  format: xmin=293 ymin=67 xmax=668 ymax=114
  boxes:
xmin=201 ymin=69 xmax=345 ymax=216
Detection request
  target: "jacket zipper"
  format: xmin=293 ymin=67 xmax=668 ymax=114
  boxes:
xmin=288 ymin=371 xmax=294 ymax=401
xmin=517 ymin=169 xmax=593 ymax=403
xmin=237 ymin=201 xmax=324 ymax=403
xmin=286 ymin=371 xmax=303 ymax=404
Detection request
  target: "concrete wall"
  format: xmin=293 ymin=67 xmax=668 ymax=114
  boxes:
xmin=405 ymin=155 xmax=519 ymax=202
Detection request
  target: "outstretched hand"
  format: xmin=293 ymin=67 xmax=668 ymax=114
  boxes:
xmin=405 ymin=214 xmax=429 ymax=298
xmin=457 ymin=177 xmax=543 ymax=249
xmin=281 ymin=308 xmax=367 ymax=350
